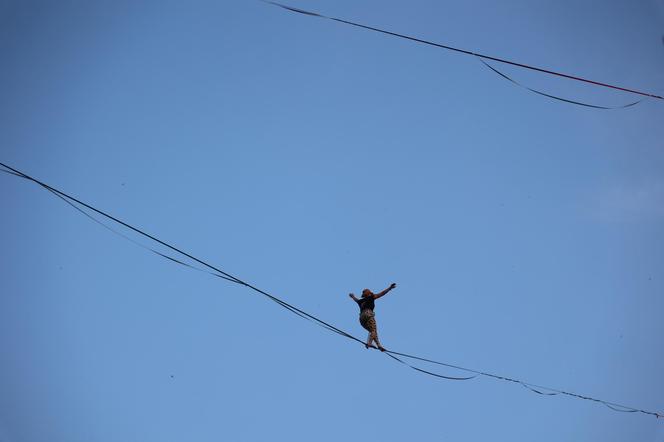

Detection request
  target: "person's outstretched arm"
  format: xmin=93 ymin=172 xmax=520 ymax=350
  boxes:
xmin=374 ymin=283 xmax=397 ymax=299
xmin=349 ymin=293 xmax=360 ymax=302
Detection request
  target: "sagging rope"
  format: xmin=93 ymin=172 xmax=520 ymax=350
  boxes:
xmin=1 ymin=161 xmax=661 ymax=419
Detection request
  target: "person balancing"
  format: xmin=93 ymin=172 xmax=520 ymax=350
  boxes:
xmin=349 ymin=283 xmax=397 ymax=351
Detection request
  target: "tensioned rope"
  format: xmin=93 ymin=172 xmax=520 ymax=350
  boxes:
xmin=477 ymin=59 xmax=642 ymax=109
xmin=1 ymin=161 xmax=661 ymax=418
xmin=0 ymin=164 xmax=473 ymax=380
xmin=263 ymin=1 xmax=662 ymax=107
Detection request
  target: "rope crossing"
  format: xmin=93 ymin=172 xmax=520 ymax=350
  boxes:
xmin=1 ymin=161 xmax=661 ymax=419
xmin=263 ymin=1 xmax=662 ymax=107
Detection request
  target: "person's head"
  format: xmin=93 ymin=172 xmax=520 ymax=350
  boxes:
xmin=361 ymin=289 xmax=372 ymax=298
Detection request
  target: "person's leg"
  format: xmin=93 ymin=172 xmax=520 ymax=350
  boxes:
xmin=366 ymin=315 xmax=384 ymax=351
xmin=360 ymin=312 xmax=373 ymax=349
xmin=371 ymin=325 xmax=384 ymax=351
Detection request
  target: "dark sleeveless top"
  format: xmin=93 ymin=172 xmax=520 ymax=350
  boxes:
xmin=356 ymin=296 xmax=375 ymax=313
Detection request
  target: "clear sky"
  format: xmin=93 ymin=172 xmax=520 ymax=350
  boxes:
xmin=2 ymin=1 xmax=664 ymax=441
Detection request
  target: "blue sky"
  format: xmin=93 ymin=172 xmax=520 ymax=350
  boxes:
xmin=2 ymin=1 xmax=664 ymax=441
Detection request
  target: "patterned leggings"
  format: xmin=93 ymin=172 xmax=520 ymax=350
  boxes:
xmin=359 ymin=310 xmax=383 ymax=349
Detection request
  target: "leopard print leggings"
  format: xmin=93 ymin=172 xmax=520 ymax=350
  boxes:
xmin=359 ymin=310 xmax=383 ymax=349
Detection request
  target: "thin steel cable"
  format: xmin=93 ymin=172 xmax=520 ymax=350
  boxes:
xmin=385 ymin=352 xmax=477 ymax=381
xmin=384 ymin=351 xmax=661 ymax=418
xmin=1 ymin=164 xmax=468 ymax=379
xmin=1 ymin=161 xmax=661 ymax=418
xmin=0 ymin=167 xmax=350 ymax=330
xmin=0 ymin=163 xmax=365 ymax=342
xmin=0 ymin=168 xmax=240 ymax=283
xmin=477 ymin=58 xmax=643 ymax=109
xmin=263 ymin=1 xmax=663 ymax=102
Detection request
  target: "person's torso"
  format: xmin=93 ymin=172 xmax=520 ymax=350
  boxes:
xmin=357 ymin=296 xmax=375 ymax=313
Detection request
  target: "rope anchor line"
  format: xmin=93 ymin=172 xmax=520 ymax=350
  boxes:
xmin=264 ymin=1 xmax=662 ymax=107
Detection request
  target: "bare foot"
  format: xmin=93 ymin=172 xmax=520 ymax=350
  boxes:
xmin=378 ymin=346 xmax=386 ymax=352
